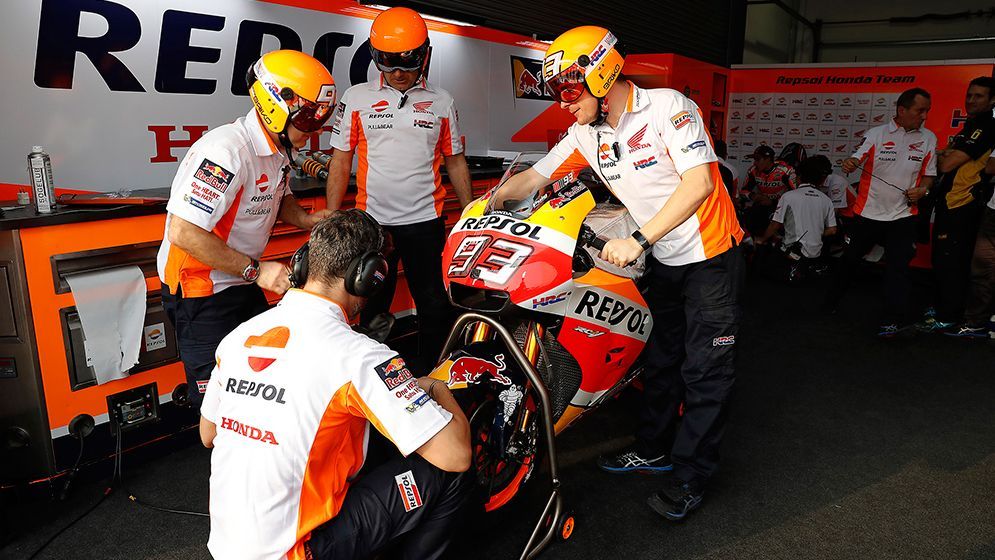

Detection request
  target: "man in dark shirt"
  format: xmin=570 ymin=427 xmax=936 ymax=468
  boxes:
xmin=919 ymin=77 xmax=995 ymax=332
xmin=714 ymin=139 xmax=737 ymax=199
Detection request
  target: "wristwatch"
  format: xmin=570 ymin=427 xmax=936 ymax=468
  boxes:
xmin=631 ymin=230 xmax=653 ymax=252
xmin=242 ymin=258 xmax=260 ymax=283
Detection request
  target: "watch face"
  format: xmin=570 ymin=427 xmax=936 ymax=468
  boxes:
xmin=244 ymin=263 xmax=260 ymax=282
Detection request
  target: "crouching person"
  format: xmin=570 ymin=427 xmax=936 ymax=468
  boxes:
xmin=199 ymin=209 xmax=472 ymax=560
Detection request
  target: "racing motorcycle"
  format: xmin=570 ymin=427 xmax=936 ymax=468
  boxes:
xmin=427 ymin=153 xmax=653 ymax=559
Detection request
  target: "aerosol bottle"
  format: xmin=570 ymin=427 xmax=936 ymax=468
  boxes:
xmin=27 ymin=146 xmax=56 ymax=214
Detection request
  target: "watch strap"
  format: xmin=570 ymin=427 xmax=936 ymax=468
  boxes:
xmin=631 ymin=230 xmax=652 ymax=252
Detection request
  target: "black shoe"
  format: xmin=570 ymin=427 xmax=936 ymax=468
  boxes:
xmin=646 ymin=474 xmax=704 ymax=522
xmin=596 ymin=446 xmax=672 ymax=474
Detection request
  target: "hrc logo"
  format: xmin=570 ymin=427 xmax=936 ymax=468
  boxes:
xmin=633 ymin=156 xmax=658 ymax=170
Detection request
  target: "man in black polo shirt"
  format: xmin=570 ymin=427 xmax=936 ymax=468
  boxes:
xmin=918 ymin=77 xmax=995 ymax=333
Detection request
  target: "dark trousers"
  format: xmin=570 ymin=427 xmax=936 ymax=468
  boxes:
xmin=305 ymin=453 xmax=472 ymax=560
xmin=965 ymin=207 xmax=995 ymax=326
xmin=636 ymin=246 xmax=744 ymax=487
xmin=362 ymin=217 xmax=454 ymax=367
xmin=743 ymin=203 xmax=775 ymax=238
xmin=932 ymin=203 xmax=984 ymax=323
xmin=161 ymin=284 xmax=269 ymax=408
xmin=827 ymin=215 xmax=917 ymax=324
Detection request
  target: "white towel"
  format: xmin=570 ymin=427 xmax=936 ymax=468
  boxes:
xmin=66 ymin=266 xmax=147 ymax=385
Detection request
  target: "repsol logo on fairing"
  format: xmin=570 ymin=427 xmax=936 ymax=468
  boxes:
xmin=458 ymin=217 xmax=542 ymax=240
xmin=225 ymin=377 xmax=287 ymax=404
xmin=573 ymin=290 xmax=650 ymax=335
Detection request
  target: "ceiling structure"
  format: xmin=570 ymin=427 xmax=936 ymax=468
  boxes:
xmin=361 ymin=0 xmax=749 ymax=67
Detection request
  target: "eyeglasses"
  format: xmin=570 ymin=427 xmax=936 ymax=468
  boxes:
xmin=544 ymin=64 xmax=586 ymax=104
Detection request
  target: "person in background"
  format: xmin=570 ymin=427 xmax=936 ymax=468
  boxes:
xmin=810 ymin=154 xmax=849 ymax=217
xmin=778 ymin=142 xmax=808 ymax=169
xmin=755 ymin=157 xmax=837 ymax=280
xmin=156 ymin=50 xmax=334 ymax=407
xmin=824 ymin=87 xmax=936 ymax=337
xmin=918 ymin=77 xmax=995 ymax=334
xmin=326 ymin=7 xmax=472 ymax=367
xmin=490 ymin=25 xmax=743 ymax=522
xmin=201 ymin=210 xmax=471 ymax=560
xmin=740 ymin=145 xmax=798 ymax=237
xmin=945 ymin=153 xmax=995 ymax=338
xmin=714 ymin=139 xmax=737 ymax=199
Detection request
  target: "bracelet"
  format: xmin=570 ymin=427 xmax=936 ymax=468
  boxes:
xmin=631 ymin=230 xmax=653 ymax=252
xmin=426 ymin=379 xmax=443 ymax=400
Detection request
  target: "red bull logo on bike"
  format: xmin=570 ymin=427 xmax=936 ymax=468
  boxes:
xmin=446 ymin=353 xmax=512 ymax=389
xmin=375 ymin=356 xmax=413 ymax=390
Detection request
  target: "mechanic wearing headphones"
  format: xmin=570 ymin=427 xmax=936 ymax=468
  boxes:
xmin=200 ymin=210 xmax=471 ymax=560
xmin=491 ymin=26 xmax=743 ymax=522
xmin=157 ymin=50 xmax=333 ymax=408
xmin=326 ymin=7 xmax=473 ymax=366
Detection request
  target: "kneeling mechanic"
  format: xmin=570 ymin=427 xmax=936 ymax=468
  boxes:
xmin=200 ymin=210 xmax=472 ymax=560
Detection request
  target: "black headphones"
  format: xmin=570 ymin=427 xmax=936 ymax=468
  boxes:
xmin=288 ymin=209 xmax=389 ymax=298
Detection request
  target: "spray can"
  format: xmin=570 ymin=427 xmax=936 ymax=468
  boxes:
xmin=27 ymin=146 xmax=56 ymax=214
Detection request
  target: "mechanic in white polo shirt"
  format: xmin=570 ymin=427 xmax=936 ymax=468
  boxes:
xmin=808 ymin=154 xmax=849 ymax=215
xmin=157 ymin=50 xmax=334 ymax=407
xmin=824 ymin=87 xmax=936 ymax=337
xmin=491 ymin=26 xmax=743 ymax=522
xmin=756 ymin=157 xmax=838 ymax=278
xmin=200 ymin=210 xmax=471 ymax=560
xmin=326 ymin=7 xmax=472 ymax=366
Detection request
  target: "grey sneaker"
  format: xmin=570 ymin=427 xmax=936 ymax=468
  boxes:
xmin=597 ymin=447 xmax=672 ymax=474
xmin=914 ymin=317 xmax=955 ymax=333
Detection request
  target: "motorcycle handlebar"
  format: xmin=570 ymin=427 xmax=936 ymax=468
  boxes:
xmin=578 ymin=225 xmax=607 ymax=251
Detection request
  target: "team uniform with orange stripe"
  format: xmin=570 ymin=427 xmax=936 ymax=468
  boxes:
xmin=157 ymin=109 xmax=292 ymax=297
xmin=826 ymin=119 xmax=936 ymax=327
xmin=330 ymin=75 xmax=463 ymax=226
xmin=850 ymin=119 xmax=936 ymax=221
xmin=329 ymin=75 xmax=464 ymax=363
xmin=532 ymin=83 xmax=742 ymax=266
xmin=156 ymin=109 xmax=295 ymax=406
xmin=202 ymin=289 xmax=465 ymax=560
xmin=533 ymin=82 xmax=744 ymax=487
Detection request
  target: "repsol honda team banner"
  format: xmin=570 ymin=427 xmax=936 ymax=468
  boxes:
xmin=725 ymin=62 xmax=995 ymax=177
xmin=1 ymin=0 xmax=549 ymax=193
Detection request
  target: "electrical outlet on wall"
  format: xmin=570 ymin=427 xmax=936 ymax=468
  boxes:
xmin=106 ymin=383 xmax=159 ymax=432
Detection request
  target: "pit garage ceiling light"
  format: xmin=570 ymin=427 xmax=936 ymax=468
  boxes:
xmin=364 ymin=4 xmax=476 ymax=26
